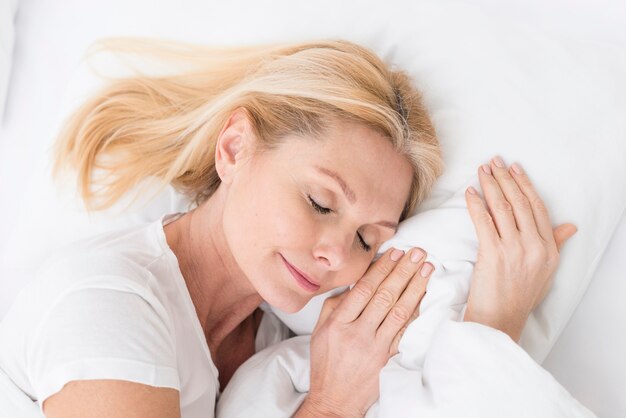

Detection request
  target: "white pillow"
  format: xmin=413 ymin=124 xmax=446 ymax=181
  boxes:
xmin=270 ymin=1 xmax=626 ymax=362
xmin=1 ymin=0 xmax=625 ymax=365
xmin=0 ymin=0 xmax=19 ymax=122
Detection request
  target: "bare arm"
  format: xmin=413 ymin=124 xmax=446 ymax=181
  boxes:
xmin=43 ymin=380 xmax=180 ymax=418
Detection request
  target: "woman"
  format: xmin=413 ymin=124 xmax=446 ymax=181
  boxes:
xmin=0 ymin=39 xmax=576 ymax=417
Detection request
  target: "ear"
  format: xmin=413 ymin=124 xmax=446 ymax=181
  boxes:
xmin=215 ymin=108 xmax=256 ymax=184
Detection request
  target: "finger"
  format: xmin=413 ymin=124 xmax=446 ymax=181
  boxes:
xmin=489 ymin=157 xmax=537 ymax=235
xmin=388 ymin=297 xmax=425 ymax=356
xmin=334 ymin=247 xmax=404 ymax=323
xmin=508 ymin=162 xmax=554 ymax=242
xmin=553 ymin=223 xmax=577 ymax=252
xmin=377 ymin=262 xmax=433 ymax=347
xmin=357 ymin=248 xmax=427 ymax=328
xmin=478 ymin=162 xmax=518 ymax=240
xmin=465 ymin=184 xmax=500 ymax=247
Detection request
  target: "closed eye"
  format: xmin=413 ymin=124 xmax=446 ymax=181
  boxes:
xmin=307 ymin=194 xmax=332 ymax=214
xmin=307 ymin=194 xmax=372 ymax=252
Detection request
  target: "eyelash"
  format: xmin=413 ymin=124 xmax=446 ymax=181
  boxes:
xmin=307 ymin=194 xmax=372 ymax=252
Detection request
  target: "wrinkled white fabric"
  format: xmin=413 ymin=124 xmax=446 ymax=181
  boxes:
xmin=218 ymin=321 xmax=595 ymax=418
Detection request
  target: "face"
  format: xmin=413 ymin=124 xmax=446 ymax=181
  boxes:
xmin=218 ymin=112 xmax=414 ymax=313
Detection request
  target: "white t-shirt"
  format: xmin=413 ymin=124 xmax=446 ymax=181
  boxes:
xmin=0 ymin=213 xmax=290 ymax=417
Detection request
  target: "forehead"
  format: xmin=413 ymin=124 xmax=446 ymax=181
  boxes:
xmin=271 ymin=121 xmax=414 ymax=217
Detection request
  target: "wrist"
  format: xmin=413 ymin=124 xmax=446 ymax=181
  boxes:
xmin=463 ymin=308 xmax=527 ymax=343
xmin=296 ymin=395 xmax=362 ymax=418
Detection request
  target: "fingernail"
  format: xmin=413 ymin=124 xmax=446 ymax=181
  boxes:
xmin=511 ymin=162 xmax=524 ymax=175
xmin=420 ymin=263 xmax=434 ymax=277
xmin=481 ymin=164 xmax=491 ymax=175
xmin=492 ymin=156 xmax=505 ymax=168
xmin=467 ymin=186 xmax=477 ymax=195
xmin=390 ymin=248 xmax=404 ymax=262
xmin=410 ymin=248 xmax=425 ymax=263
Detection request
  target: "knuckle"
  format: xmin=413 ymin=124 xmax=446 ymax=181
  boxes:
xmin=352 ymin=282 xmax=375 ymax=302
xmin=494 ymin=199 xmax=513 ymax=213
xmin=394 ymin=261 xmax=415 ymax=278
xmin=496 ymin=173 xmax=515 ymax=185
xmin=372 ymin=288 xmax=395 ymax=309
xmin=518 ymin=176 xmax=534 ymax=189
xmin=531 ymin=197 xmax=548 ymax=214
xmin=389 ymin=305 xmax=411 ymax=323
xmin=407 ymin=275 xmax=423 ymax=291
xmin=372 ymin=259 xmax=393 ymax=276
xmin=477 ymin=211 xmax=494 ymax=225
xmin=411 ymin=275 xmax=428 ymax=294
xmin=512 ymin=194 xmax=531 ymax=210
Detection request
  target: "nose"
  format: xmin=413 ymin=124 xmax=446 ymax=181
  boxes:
xmin=313 ymin=232 xmax=352 ymax=270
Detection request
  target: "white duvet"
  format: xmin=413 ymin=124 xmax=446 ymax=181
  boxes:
xmin=216 ymin=181 xmax=596 ymax=418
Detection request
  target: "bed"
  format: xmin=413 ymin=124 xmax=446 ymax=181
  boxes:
xmin=1 ymin=0 xmax=625 ymax=416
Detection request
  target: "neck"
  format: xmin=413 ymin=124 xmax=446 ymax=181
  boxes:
xmin=164 ymin=190 xmax=263 ymax=353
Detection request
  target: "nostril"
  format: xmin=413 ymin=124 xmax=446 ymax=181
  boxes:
xmin=313 ymin=237 xmax=351 ymax=270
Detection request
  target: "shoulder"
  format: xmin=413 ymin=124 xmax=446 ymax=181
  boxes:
xmin=24 ymin=283 xmax=180 ymax=408
xmin=43 ymin=379 xmax=180 ymax=418
xmin=35 ymin=219 xmax=171 ymax=299
xmin=1 ymin=220 xmax=180 ymax=378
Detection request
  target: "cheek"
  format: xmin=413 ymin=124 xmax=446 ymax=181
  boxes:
xmin=270 ymin=203 xmax=318 ymax=249
xmin=222 ymin=171 xmax=317 ymax=262
xmin=319 ymin=255 xmax=373 ymax=293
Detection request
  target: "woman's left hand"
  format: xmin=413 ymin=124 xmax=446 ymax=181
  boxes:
xmin=463 ymin=156 xmax=577 ymax=342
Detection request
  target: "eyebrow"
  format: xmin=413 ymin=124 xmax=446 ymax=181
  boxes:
xmin=314 ymin=165 xmax=399 ymax=231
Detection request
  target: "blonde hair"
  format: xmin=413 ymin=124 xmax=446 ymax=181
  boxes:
xmin=53 ymin=38 xmax=443 ymax=220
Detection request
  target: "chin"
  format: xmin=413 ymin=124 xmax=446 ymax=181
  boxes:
xmin=253 ymin=274 xmax=312 ymax=313
xmin=261 ymin=289 xmax=310 ymax=314
xmin=248 ymin=252 xmax=317 ymax=313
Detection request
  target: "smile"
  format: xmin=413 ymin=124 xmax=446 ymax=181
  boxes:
xmin=280 ymin=254 xmax=321 ymax=292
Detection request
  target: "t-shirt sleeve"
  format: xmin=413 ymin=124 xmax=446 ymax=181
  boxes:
xmin=26 ymin=283 xmax=180 ymax=408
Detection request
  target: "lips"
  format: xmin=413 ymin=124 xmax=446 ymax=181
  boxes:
xmin=280 ymin=254 xmax=320 ymax=292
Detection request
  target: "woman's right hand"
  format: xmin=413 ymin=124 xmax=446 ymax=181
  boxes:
xmin=296 ymin=247 xmax=433 ymax=418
